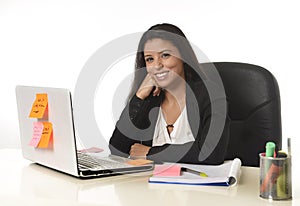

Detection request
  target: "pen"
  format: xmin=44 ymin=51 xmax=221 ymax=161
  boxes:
xmin=287 ymin=138 xmax=291 ymax=157
xmin=261 ymin=142 xmax=276 ymax=193
xmin=181 ymin=167 xmax=208 ymax=177
xmin=260 ymin=163 xmax=282 ymax=193
xmin=265 ymin=142 xmax=276 ymax=157
xmin=277 ymin=151 xmax=287 ymax=158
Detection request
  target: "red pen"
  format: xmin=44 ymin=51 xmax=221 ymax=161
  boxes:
xmin=260 ymin=163 xmax=282 ymax=193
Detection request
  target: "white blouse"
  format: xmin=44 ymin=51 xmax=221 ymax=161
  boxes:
xmin=152 ymin=106 xmax=195 ymax=147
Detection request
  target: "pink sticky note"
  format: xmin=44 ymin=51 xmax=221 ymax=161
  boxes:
xmin=78 ymin=147 xmax=104 ymax=153
xmin=29 ymin=122 xmax=44 ymax=147
xmin=153 ymin=165 xmax=181 ymax=177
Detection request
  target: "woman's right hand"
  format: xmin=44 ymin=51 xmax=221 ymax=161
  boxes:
xmin=136 ymin=73 xmax=161 ymax=100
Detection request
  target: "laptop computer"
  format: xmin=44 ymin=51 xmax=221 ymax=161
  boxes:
xmin=15 ymin=85 xmax=153 ymax=178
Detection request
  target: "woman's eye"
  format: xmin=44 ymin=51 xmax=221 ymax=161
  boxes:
xmin=145 ymin=57 xmax=153 ymax=62
xmin=161 ymin=53 xmax=170 ymax=58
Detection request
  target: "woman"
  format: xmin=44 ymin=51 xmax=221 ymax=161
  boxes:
xmin=109 ymin=23 xmax=229 ymax=164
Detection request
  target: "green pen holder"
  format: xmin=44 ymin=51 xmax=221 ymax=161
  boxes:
xmin=259 ymin=153 xmax=292 ymax=200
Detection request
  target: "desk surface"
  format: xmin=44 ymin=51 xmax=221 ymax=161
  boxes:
xmin=0 ymin=149 xmax=298 ymax=206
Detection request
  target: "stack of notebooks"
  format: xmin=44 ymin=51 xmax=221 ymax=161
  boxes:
xmin=149 ymin=158 xmax=242 ymax=186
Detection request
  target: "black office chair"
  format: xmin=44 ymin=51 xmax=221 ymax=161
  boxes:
xmin=200 ymin=62 xmax=282 ymax=167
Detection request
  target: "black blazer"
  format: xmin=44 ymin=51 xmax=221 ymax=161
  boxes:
xmin=109 ymin=75 xmax=230 ymax=165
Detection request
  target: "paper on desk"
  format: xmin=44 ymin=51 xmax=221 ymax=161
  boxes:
xmin=227 ymin=158 xmax=242 ymax=185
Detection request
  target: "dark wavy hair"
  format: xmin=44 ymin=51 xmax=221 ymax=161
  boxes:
xmin=128 ymin=23 xmax=203 ymax=100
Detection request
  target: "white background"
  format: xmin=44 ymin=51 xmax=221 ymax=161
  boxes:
xmin=0 ymin=0 xmax=299 ymax=162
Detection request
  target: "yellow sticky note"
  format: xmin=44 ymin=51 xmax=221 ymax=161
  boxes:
xmin=29 ymin=122 xmax=44 ymax=147
xmin=29 ymin=94 xmax=48 ymax=118
xmin=37 ymin=122 xmax=53 ymax=148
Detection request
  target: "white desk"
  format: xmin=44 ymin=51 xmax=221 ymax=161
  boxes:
xmin=0 ymin=149 xmax=298 ymax=206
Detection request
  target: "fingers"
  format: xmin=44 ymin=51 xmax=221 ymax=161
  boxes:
xmin=135 ymin=74 xmax=153 ymax=99
xmin=152 ymin=85 xmax=161 ymax=96
xmin=146 ymin=74 xmax=160 ymax=96
xmin=149 ymin=74 xmax=161 ymax=96
xmin=129 ymin=143 xmax=151 ymax=157
xmin=130 ymin=143 xmax=142 ymax=156
xmin=136 ymin=74 xmax=161 ymax=99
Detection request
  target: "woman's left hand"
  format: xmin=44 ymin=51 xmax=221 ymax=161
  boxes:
xmin=129 ymin=143 xmax=151 ymax=158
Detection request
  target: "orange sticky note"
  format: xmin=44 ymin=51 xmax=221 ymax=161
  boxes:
xmin=37 ymin=122 xmax=53 ymax=148
xmin=29 ymin=94 xmax=48 ymax=118
xmin=153 ymin=165 xmax=181 ymax=176
xmin=126 ymin=159 xmax=153 ymax=166
xmin=29 ymin=122 xmax=44 ymax=147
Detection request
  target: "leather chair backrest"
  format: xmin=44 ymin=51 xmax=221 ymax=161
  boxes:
xmin=200 ymin=62 xmax=282 ymax=166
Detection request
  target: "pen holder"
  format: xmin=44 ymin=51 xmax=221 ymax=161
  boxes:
xmin=259 ymin=153 xmax=292 ymax=200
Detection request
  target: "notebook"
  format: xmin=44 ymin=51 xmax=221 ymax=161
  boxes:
xmin=15 ymin=85 xmax=153 ymax=178
xmin=149 ymin=158 xmax=242 ymax=186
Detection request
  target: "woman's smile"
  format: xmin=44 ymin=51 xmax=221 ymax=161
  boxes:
xmin=154 ymin=70 xmax=169 ymax=81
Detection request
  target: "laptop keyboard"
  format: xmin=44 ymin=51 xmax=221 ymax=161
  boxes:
xmin=77 ymin=152 xmax=133 ymax=171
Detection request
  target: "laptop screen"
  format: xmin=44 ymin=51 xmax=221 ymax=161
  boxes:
xmin=16 ymin=86 xmax=79 ymax=176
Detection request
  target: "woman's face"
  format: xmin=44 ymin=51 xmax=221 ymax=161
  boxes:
xmin=143 ymin=38 xmax=185 ymax=89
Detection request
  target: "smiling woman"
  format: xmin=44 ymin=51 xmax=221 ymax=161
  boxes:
xmin=144 ymin=38 xmax=185 ymax=88
xmin=109 ymin=23 xmax=230 ymax=164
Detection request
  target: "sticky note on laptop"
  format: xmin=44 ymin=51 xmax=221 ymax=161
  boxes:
xmin=29 ymin=93 xmax=48 ymax=118
xmin=29 ymin=122 xmax=53 ymax=148
xmin=29 ymin=122 xmax=44 ymax=147
xmin=153 ymin=164 xmax=181 ymax=176
xmin=78 ymin=147 xmax=104 ymax=153
xmin=37 ymin=122 xmax=53 ymax=148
